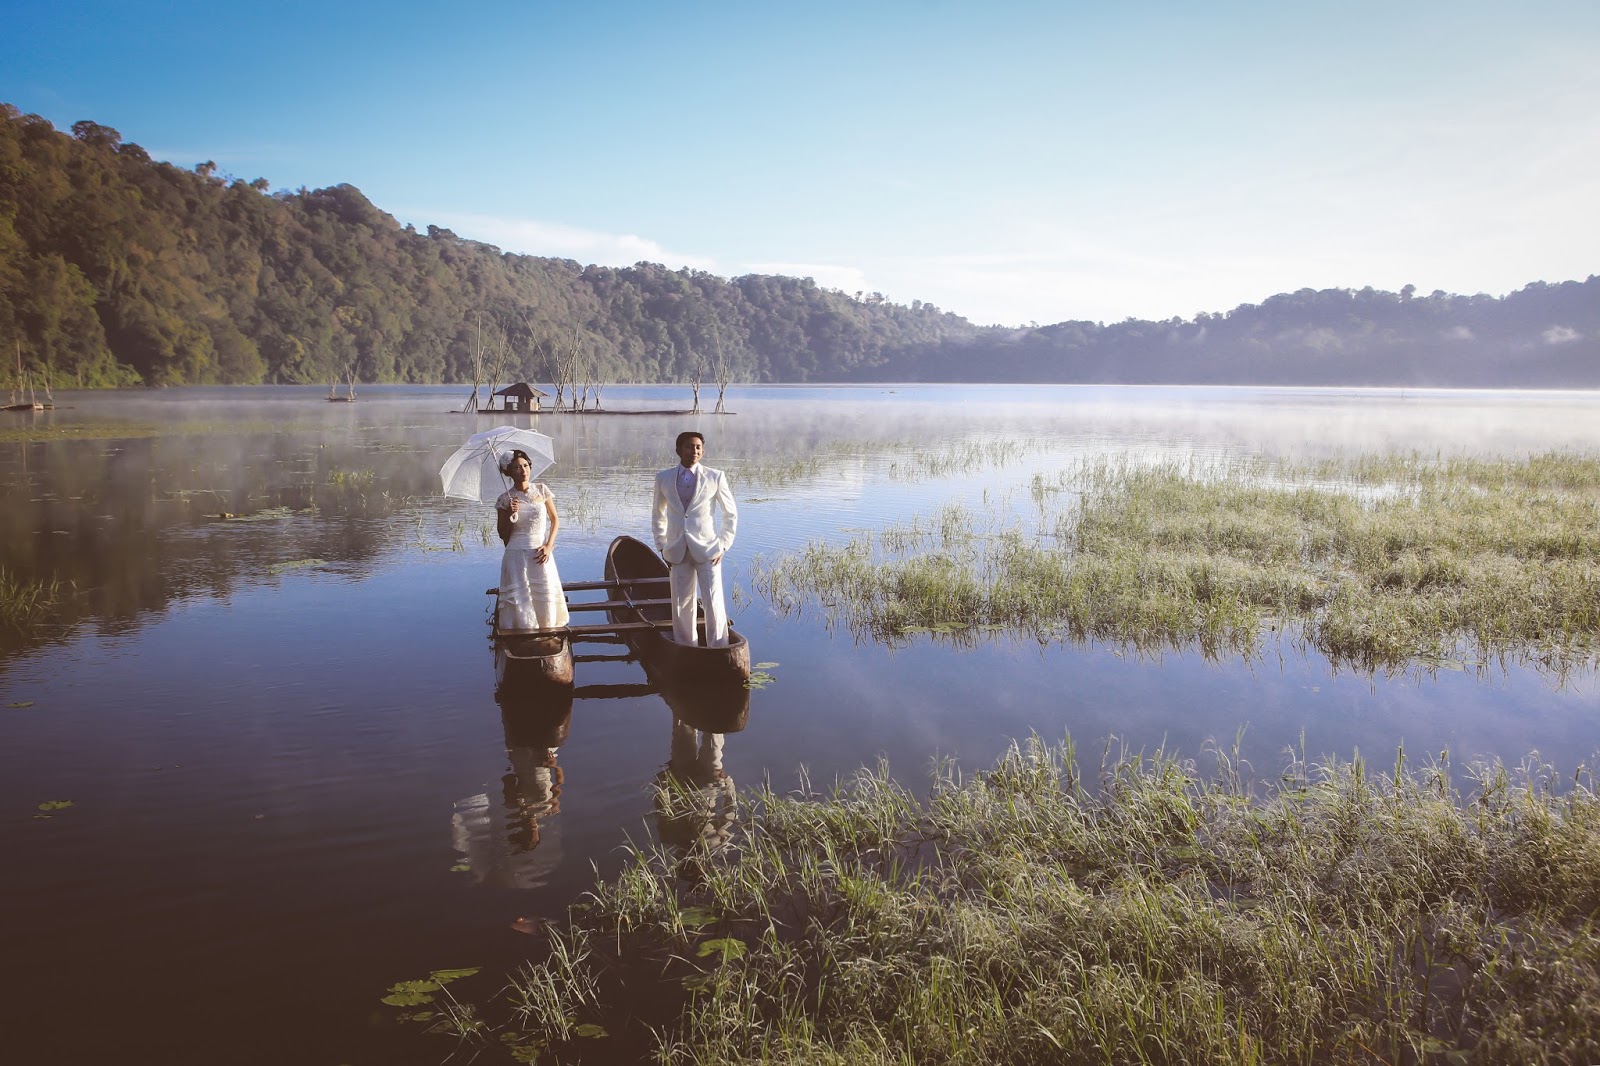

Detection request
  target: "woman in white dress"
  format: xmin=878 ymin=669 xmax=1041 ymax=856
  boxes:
xmin=495 ymin=450 xmax=570 ymax=630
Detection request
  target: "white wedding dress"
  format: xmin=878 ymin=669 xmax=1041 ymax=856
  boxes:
xmin=496 ymin=484 xmax=569 ymax=630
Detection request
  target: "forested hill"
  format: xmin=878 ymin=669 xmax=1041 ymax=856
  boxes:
xmin=2 ymin=104 xmax=1596 ymax=388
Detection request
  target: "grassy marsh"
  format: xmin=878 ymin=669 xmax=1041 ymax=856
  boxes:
xmin=751 ymin=453 xmax=1600 ymax=672
xmin=445 ymin=736 xmax=1600 ymax=1064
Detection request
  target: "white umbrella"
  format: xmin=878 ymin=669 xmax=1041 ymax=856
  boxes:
xmin=440 ymin=426 xmax=556 ymax=503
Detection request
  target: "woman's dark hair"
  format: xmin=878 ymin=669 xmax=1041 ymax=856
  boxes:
xmin=499 ymin=449 xmax=532 ymax=477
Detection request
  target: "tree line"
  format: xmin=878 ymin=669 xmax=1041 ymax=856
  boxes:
xmin=1 ymin=104 xmax=1594 ymax=389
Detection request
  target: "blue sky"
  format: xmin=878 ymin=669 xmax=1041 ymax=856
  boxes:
xmin=7 ymin=0 xmax=1598 ymax=325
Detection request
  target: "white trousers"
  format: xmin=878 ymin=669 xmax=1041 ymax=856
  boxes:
xmin=668 ymin=558 xmax=728 ymax=647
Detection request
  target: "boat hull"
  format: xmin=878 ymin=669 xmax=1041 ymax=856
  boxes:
xmin=494 ymin=632 xmax=575 ymax=694
xmin=604 ymin=536 xmax=751 ymax=687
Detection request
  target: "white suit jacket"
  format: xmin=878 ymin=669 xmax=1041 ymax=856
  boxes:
xmin=653 ymin=463 xmax=738 ymax=564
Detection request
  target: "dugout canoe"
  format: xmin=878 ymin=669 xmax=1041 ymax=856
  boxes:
xmin=603 ymin=536 xmax=750 ymax=687
xmin=490 ymin=589 xmax=575 ymax=693
xmin=494 ymin=631 xmax=575 ymax=692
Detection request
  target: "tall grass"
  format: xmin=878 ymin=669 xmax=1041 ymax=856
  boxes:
xmin=484 ymin=736 xmax=1600 ymax=1064
xmin=751 ymin=452 xmax=1600 ymax=672
xmin=0 ymin=566 xmax=64 ymax=634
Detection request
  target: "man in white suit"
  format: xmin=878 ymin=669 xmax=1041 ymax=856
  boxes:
xmin=652 ymin=431 xmax=738 ymax=647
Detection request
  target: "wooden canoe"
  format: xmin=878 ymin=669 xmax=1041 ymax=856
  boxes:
xmin=603 ymin=536 xmax=751 ymax=687
xmin=494 ymin=631 xmax=574 ymax=692
xmin=491 ymin=588 xmax=575 ymax=693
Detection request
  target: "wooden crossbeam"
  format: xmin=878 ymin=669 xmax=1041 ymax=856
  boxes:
xmin=496 ymin=619 xmax=675 ymax=638
xmin=488 ymin=579 xmax=671 ymax=598
xmin=561 ymin=576 xmax=670 ymax=592
xmin=566 ymin=597 xmax=671 ymax=611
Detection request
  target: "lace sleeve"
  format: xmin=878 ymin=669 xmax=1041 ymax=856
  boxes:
xmin=534 ymin=482 xmax=554 ymax=503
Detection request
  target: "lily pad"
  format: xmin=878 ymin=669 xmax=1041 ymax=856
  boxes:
xmin=9 ymin=701 xmax=35 ymax=708
xmin=381 ymin=979 xmax=441 ymax=1006
xmin=679 ymin=906 xmax=717 ymax=928
xmin=696 ymin=937 xmax=747 ymax=963
xmin=37 ymin=800 xmax=73 ymax=811
xmin=429 ymin=967 xmax=480 ymax=983
xmin=574 ymin=1023 xmax=609 ymax=1039
xmin=450 ymin=862 xmax=471 ymax=873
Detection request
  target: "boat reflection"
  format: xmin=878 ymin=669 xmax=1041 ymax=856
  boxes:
xmin=449 ymin=692 xmax=573 ymax=889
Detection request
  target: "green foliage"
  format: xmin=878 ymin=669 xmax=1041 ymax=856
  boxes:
xmin=4 ymin=103 xmax=1595 ymax=388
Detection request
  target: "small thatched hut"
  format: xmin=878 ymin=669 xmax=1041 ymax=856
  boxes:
xmin=493 ymin=383 xmax=549 ymax=413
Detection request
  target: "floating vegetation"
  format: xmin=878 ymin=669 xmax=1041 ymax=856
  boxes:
xmin=266 ymin=558 xmax=326 ymax=574
xmin=887 ymin=436 xmax=1038 ymax=480
xmin=325 ymin=467 xmax=375 ymax=487
xmin=745 ymin=662 xmax=779 ymax=690
xmin=729 ymin=436 xmax=1042 ymax=493
xmin=474 ymin=735 xmax=1600 ymax=1065
xmin=751 ymin=452 xmax=1600 ymax=673
xmin=218 ymin=506 xmax=306 ymax=523
xmin=0 ymin=419 xmax=289 ymax=444
xmin=0 ymin=567 xmax=64 ymax=634
xmin=36 ymin=799 xmax=73 ymax=811
xmin=8 ymin=701 xmax=36 ymax=709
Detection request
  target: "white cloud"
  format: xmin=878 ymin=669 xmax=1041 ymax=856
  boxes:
xmin=411 ymin=210 xmax=718 ymax=271
xmin=1543 ymin=325 xmax=1581 ymax=345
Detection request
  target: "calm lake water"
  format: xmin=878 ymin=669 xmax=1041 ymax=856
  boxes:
xmin=2 ymin=384 xmax=1597 ymax=1064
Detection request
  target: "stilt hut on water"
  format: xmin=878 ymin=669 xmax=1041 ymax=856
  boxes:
xmin=491 ymin=383 xmax=548 ymax=413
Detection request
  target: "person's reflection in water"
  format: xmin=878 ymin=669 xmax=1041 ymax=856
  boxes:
xmin=451 ymin=697 xmax=571 ymax=889
xmin=654 ymin=716 xmax=738 ymax=872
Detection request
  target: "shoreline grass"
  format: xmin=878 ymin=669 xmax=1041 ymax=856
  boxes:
xmin=431 ymin=735 xmax=1600 ymax=1064
xmin=750 ymin=452 xmax=1600 ymax=673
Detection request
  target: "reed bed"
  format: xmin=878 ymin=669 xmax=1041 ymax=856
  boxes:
xmin=751 ymin=452 xmax=1600 ymax=671
xmin=0 ymin=567 xmax=64 ymax=634
xmin=483 ymin=736 xmax=1600 ymax=1065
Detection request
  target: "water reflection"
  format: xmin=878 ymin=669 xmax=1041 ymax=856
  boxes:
xmin=653 ymin=683 xmax=750 ymax=862
xmin=450 ymin=694 xmax=573 ymax=889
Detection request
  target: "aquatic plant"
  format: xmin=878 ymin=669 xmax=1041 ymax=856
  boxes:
xmin=0 ymin=419 xmax=291 ymax=444
xmin=750 ymin=452 xmax=1600 ymax=673
xmin=488 ymin=735 xmax=1600 ymax=1065
xmin=0 ymin=567 xmax=64 ymax=634
xmin=324 ymin=467 xmax=375 ymax=487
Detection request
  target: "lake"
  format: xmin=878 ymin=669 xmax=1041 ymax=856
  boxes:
xmin=2 ymin=384 xmax=1597 ymax=1064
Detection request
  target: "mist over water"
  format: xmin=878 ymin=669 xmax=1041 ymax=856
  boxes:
xmin=2 ymin=384 xmax=1597 ymax=1064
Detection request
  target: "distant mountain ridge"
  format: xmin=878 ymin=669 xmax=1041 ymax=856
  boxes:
xmin=1 ymin=104 xmax=1595 ymax=388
